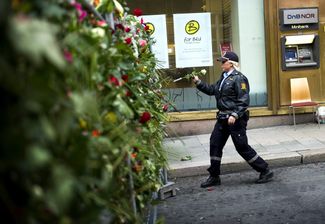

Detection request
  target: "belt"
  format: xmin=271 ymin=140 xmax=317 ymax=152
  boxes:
xmin=217 ymin=111 xmax=230 ymax=120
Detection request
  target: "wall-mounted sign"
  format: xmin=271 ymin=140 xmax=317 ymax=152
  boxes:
xmin=219 ymin=42 xmax=232 ymax=56
xmin=280 ymin=7 xmax=319 ymax=31
xmin=173 ymin=13 xmax=213 ymax=68
xmin=140 ymin=15 xmax=169 ymax=69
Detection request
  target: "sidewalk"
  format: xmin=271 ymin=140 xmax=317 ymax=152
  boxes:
xmin=164 ymin=123 xmax=325 ymax=177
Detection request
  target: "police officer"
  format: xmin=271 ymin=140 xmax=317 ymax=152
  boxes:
xmin=193 ymin=51 xmax=273 ymax=188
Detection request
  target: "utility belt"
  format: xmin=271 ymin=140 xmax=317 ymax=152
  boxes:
xmin=217 ymin=111 xmax=230 ymax=120
xmin=217 ymin=110 xmax=249 ymax=120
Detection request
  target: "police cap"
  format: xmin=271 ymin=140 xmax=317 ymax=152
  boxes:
xmin=217 ymin=51 xmax=239 ymax=63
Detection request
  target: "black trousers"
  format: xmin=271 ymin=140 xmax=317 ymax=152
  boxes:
xmin=208 ymin=114 xmax=268 ymax=177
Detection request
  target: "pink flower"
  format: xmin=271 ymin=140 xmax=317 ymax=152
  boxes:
xmin=125 ymin=37 xmax=132 ymax=44
xmin=133 ymin=8 xmax=143 ymax=17
xmin=71 ymin=2 xmax=87 ymax=22
xmin=73 ymin=2 xmax=82 ymax=10
xmin=138 ymin=39 xmax=147 ymax=47
xmin=82 ymin=131 xmax=89 ymax=136
xmin=97 ymin=20 xmax=107 ymax=27
xmin=63 ymin=49 xmax=73 ymax=63
xmin=139 ymin=111 xmax=151 ymax=123
xmin=78 ymin=10 xmax=87 ymax=22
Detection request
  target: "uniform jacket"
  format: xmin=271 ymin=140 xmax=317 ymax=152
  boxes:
xmin=196 ymin=69 xmax=250 ymax=119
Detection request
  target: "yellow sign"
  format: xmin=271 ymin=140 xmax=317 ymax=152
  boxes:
xmin=145 ymin=22 xmax=155 ymax=35
xmin=185 ymin=20 xmax=200 ymax=35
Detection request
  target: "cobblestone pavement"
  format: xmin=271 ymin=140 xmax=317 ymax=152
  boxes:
xmin=158 ymin=162 xmax=325 ymax=224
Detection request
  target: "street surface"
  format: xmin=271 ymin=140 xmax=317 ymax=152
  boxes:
xmin=158 ymin=162 xmax=325 ymax=224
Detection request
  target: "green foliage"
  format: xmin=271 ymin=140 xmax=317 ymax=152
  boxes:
xmin=0 ymin=0 xmax=169 ymax=223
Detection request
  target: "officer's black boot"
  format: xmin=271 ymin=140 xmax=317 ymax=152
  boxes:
xmin=255 ymin=168 xmax=273 ymax=184
xmin=200 ymin=176 xmax=221 ymax=188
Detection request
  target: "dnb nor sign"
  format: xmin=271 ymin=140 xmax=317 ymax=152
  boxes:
xmin=280 ymin=8 xmax=318 ymax=31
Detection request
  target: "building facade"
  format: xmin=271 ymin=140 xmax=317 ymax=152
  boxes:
xmin=128 ymin=0 xmax=325 ymax=135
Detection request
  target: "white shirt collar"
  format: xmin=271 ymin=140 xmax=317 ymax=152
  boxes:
xmin=226 ymin=69 xmax=234 ymax=76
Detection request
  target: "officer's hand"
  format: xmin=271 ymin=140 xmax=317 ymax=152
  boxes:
xmin=193 ymin=75 xmax=199 ymax=83
xmin=228 ymin=116 xmax=236 ymax=125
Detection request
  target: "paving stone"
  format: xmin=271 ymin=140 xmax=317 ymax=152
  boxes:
xmin=264 ymin=144 xmax=291 ymax=153
xmin=279 ymin=140 xmax=306 ymax=151
xmin=196 ymin=134 xmax=210 ymax=145
xmin=297 ymin=139 xmax=325 ymax=149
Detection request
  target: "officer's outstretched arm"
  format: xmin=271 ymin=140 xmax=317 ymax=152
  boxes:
xmin=195 ymin=80 xmax=217 ymax=96
xmin=233 ymin=75 xmax=250 ymax=118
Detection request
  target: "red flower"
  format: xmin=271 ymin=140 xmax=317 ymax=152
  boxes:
xmin=108 ymin=75 xmax=120 ymax=86
xmin=125 ymin=27 xmax=131 ymax=32
xmin=63 ymin=49 xmax=73 ymax=63
xmin=163 ymin=104 xmax=169 ymax=112
xmin=125 ymin=37 xmax=132 ymax=44
xmin=115 ymin=23 xmax=124 ymax=30
xmin=122 ymin=74 xmax=129 ymax=82
xmin=144 ymin=25 xmax=150 ymax=31
xmin=92 ymin=130 xmax=100 ymax=137
xmin=138 ymin=39 xmax=147 ymax=47
xmin=131 ymin=153 xmax=137 ymax=159
xmin=133 ymin=8 xmax=143 ymax=17
xmin=139 ymin=111 xmax=151 ymax=123
xmin=125 ymin=90 xmax=132 ymax=97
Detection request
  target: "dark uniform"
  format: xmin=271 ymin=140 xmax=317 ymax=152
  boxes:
xmin=196 ymin=68 xmax=272 ymax=186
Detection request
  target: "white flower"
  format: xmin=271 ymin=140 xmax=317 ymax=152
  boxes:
xmin=200 ymin=69 xmax=207 ymax=75
xmin=132 ymin=39 xmax=139 ymax=58
xmin=100 ymin=43 xmax=107 ymax=49
xmin=91 ymin=27 xmax=105 ymax=38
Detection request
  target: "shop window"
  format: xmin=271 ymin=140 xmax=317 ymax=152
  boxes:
xmin=128 ymin=0 xmax=268 ymax=111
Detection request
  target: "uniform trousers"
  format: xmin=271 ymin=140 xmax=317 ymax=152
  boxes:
xmin=208 ymin=113 xmax=268 ymax=177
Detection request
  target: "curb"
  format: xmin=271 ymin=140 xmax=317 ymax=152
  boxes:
xmin=168 ymin=149 xmax=325 ymax=178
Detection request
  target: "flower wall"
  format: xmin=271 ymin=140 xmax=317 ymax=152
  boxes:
xmin=0 ymin=0 xmax=169 ymax=223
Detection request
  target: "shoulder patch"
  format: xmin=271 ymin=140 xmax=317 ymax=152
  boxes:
xmin=241 ymin=83 xmax=247 ymax=90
